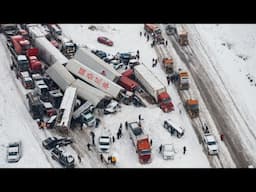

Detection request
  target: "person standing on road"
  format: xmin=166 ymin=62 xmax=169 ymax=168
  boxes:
xmin=150 ymin=139 xmax=153 ymax=146
xmin=100 ymin=154 xmax=104 ymax=163
xmin=165 ymin=40 xmax=168 ymax=46
xmin=112 ymin=136 xmax=115 ymax=143
xmin=140 ymin=31 xmax=142 ymax=36
xmin=159 ymin=144 xmax=162 ymax=153
xmin=87 ymin=143 xmax=91 ymax=151
xmin=125 ymin=121 xmax=128 ymax=130
xmin=183 ymin=146 xmax=186 ymax=154
xmin=77 ymin=155 xmax=81 ymax=163
xmin=90 ymin=131 xmax=95 ymax=146
xmin=220 ymin=134 xmax=224 ymax=141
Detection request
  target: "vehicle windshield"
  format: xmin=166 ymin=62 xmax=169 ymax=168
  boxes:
xmin=9 ymin=151 xmax=18 ymax=156
xmin=140 ymin=150 xmax=151 ymax=156
xmin=208 ymin=141 xmax=216 ymax=145
xmin=84 ymin=113 xmax=94 ymax=121
xmin=20 ymin=60 xmax=29 ymax=70
xmin=190 ymin=104 xmax=198 ymax=110
xmin=99 ymin=141 xmax=110 ymax=145
xmin=161 ymin=98 xmax=172 ymax=104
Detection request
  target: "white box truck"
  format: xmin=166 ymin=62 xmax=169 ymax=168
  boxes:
xmin=134 ymin=64 xmax=174 ymax=112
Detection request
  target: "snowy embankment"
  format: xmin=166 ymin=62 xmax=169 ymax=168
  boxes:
xmin=187 ymin=24 xmax=256 ymax=165
xmin=0 ymin=35 xmax=51 ymax=168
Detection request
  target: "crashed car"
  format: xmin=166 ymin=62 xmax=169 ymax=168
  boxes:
xmin=42 ymin=137 xmax=73 ymax=150
xmin=104 ymin=100 xmax=120 ymax=114
xmin=51 ymin=147 xmax=75 ymax=168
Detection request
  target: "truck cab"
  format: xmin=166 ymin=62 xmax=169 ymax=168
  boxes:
xmin=185 ymin=99 xmax=199 ymax=118
xmin=11 ymin=55 xmax=29 ymax=77
xmin=35 ymin=80 xmax=49 ymax=101
xmin=162 ymin=58 xmax=173 ymax=73
xmin=20 ymin=71 xmax=34 ymax=89
xmin=128 ymin=121 xmax=151 ymax=164
xmin=158 ymin=92 xmax=174 ymax=112
xmin=49 ymin=89 xmax=63 ymax=109
xmin=80 ymin=111 xmax=96 ymax=127
xmin=73 ymin=101 xmax=96 ymax=127
xmin=178 ymin=72 xmax=189 ymax=90
xmin=26 ymin=92 xmax=44 ymax=120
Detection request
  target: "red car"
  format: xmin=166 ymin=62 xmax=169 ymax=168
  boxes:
xmin=97 ymin=36 xmax=113 ymax=46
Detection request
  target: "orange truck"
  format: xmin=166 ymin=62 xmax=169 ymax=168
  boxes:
xmin=162 ymin=58 xmax=174 ymax=74
xmin=178 ymin=71 xmax=189 ymax=90
xmin=128 ymin=121 xmax=152 ymax=164
xmin=144 ymin=24 xmax=161 ymax=35
xmin=185 ymin=99 xmax=199 ymax=118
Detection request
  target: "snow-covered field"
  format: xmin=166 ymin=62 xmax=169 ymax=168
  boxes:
xmin=186 ymin=24 xmax=256 ymax=165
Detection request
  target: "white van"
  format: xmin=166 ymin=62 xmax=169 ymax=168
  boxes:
xmin=163 ymin=119 xmax=184 ymax=138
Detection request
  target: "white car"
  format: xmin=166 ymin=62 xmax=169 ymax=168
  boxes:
xmin=104 ymin=100 xmax=120 ymax=114
xmin=98 ymin=136 xmax=111 ymax=153
xmin=161 ymin=144 xmax=175 ymax=160
xmin=7 ymin=141 xmax=22 ymax=163
xmin=203 ymin=133 xmax=218 ymax=155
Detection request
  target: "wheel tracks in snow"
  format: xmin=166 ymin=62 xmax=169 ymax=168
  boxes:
xmin=167 ymin=25 xmax=249 ymax=167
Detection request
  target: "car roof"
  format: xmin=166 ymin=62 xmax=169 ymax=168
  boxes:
xmin=205 ymin=134 xmax=216 ymax=142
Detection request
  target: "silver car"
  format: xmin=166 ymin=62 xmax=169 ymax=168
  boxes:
xmin=7 ymin=141 xmax=22 ymax=163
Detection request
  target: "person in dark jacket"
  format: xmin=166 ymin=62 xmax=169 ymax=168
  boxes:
xmin=100 ymin=153 xmax=104 ymax=162
xmin=220 ymin=134 xmax=224 ymax=141
xmin=159 ymin=144 xmax=162 ymax=153
xmin=125 ymin=121 xmax=128 ymax=130
xmin=77 ymin=155 xmax=81 ymax=163
xmin=183 ymin=146 xmax=186 ymax=154
xmin=112 ymin=136 xmax=115 ymax=143
xmin=87 ymin=143 xmax=91 ymax=151
xmin=140 ymin=31 xmax=142 ymax=36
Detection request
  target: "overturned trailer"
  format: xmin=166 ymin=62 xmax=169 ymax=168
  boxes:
xmin=66 ymin=59 xmax=124 ymax=99
xmin=46 ymin=62 xmax=111 ymax=107
xmin=46 ymin=62 xmax=75 ymax=91
xmin=55 ymin=86 xmax=77 ymax=133
xmin=71 ymin=79 xmax=111 ymax=108
xmin=33 ymin=36 xmax=68 ymax=66
xmin=74 ymin=48 xmax=121 ymax=82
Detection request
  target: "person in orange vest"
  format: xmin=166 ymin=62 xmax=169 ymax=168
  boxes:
xmin=111 ymin=156 xmax=116 ymax=165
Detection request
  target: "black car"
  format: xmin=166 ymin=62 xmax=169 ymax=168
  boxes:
xmin=91 ymin=50 xmax=107 ymax=59
xmin=51 ymin=147 xmax=75 ymax=168
xmin=42 ymin=137 xmax=59 ymax=150
xmin=42 ymin=137 xmax=73 ymax=150
xmin=58 ymin=137 xmax=73 ymax=146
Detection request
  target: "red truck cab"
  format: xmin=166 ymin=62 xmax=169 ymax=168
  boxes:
xmin=158 ymin=92 xmax=174 ymax=112
xmin=137 ymin=137 xmax=152 ymax=163
xmin=118 ymin=76 xmax=138 ymax=92
xmin=11 ymin=35 xmax=30 ymax=55
xmin=122 ymin=69 xmax=135 ymax=79
xmin=27 ymin=48 xmax=42 ymax=74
